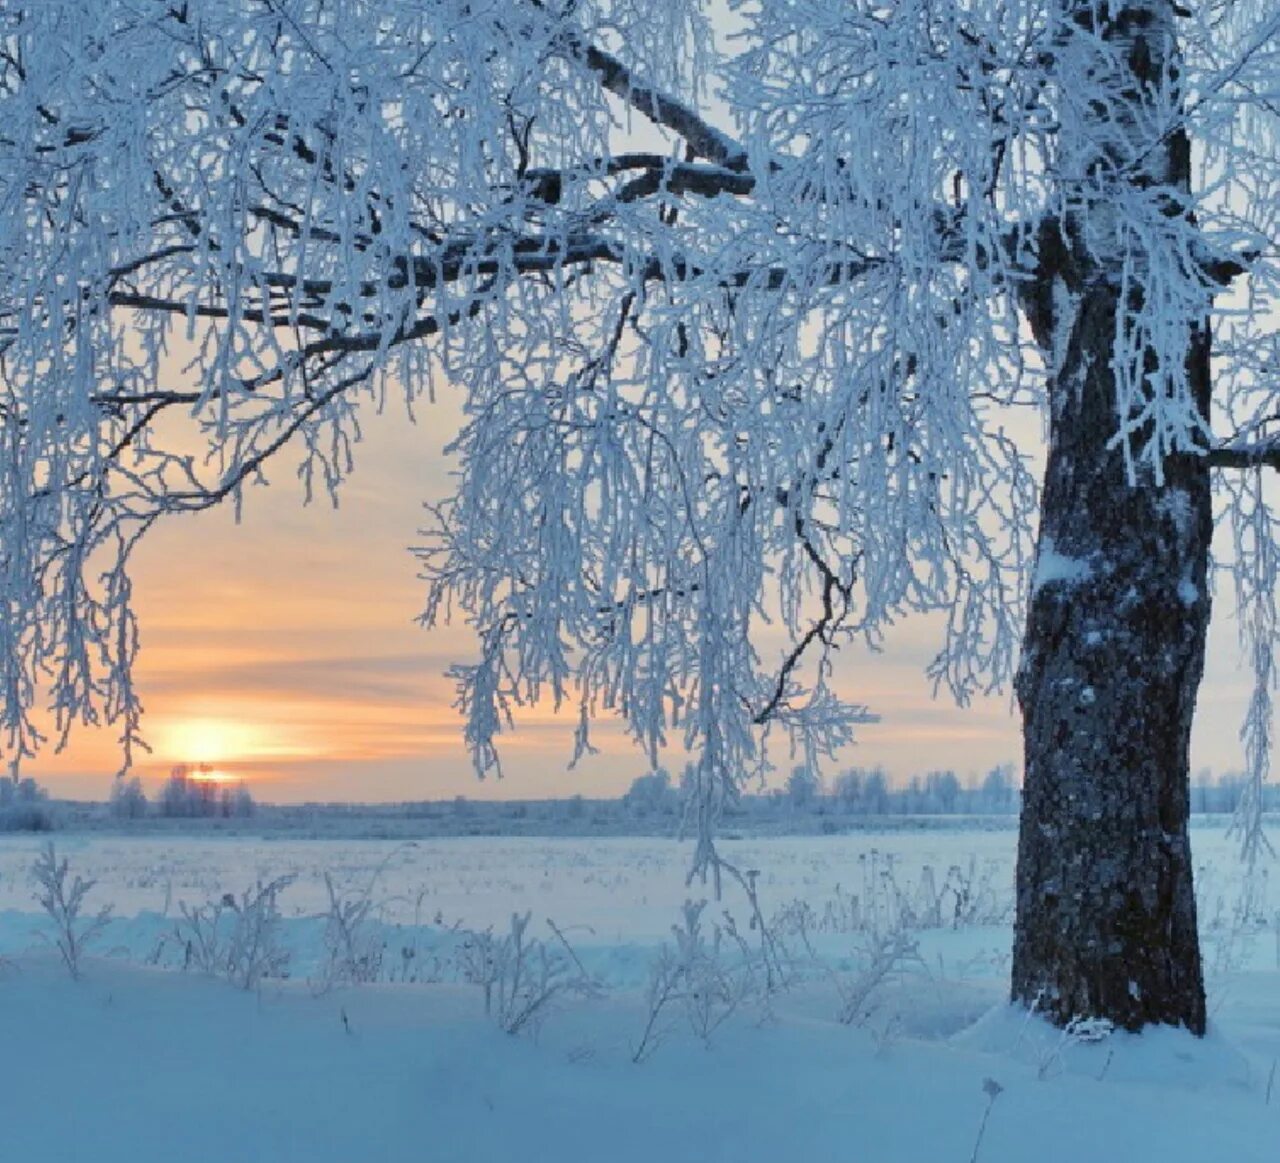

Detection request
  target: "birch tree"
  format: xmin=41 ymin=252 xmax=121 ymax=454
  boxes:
xmin=2 ymin=0 xmax=1278 ymax=1033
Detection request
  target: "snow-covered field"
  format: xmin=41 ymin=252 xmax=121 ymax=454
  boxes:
xmin=1 ymin=822 xmax=1276 ymax=1161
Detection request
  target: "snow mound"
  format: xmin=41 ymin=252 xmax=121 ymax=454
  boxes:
xmin=957 ymin=1003 xmax=1257 ymax=1094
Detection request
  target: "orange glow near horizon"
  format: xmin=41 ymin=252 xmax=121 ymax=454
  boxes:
xmin=153 ymin=717 xmax=271 ymax=768
xmin=184 ymin=766 xmax=239 ymax=785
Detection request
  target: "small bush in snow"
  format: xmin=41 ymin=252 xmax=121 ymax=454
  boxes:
xmin=632 ymin=900 xmax=754 ymax=1062
xmin=835 ymin=928 xmax=924 ymax=1027
xmin=773 ymin=852 xmax=1010 ymax=940
xmin=1014 ymin=998 xmax=1117 ymax=1082
xmin=768 ymin=882 xmax=928 ymax=1029
xmin=31 ymin=843 xmax=111 ymax=980
xmin=175 ymin=896 xmax=231 ymax=976
xmin=227 ymin=877 xmax=293 ymax=988
xmin=175 ymin=875 xmax=294 ymax=989
xmin=317 ymin=871 xmax=384 ymax=988
xmin=460 ymin=911 xmax=591 ymax=1036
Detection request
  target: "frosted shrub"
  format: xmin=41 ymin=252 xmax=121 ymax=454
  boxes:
xmin=673 ymin=901 xmax=750 ymax=1044
xmin=1034 ymin=1016 xmax=1115 ymax=1081
xmin=632 ymin=945 xmax=686 ymax=1064
xmin=226 ymin=876 xmax=294 ymax=989
xmin=176 ymin=897 xmax=229 ymax=976
xmin=770 ymin=898 xmax=820 ymax=952
xmin=764 ymin=889 xmax=927 ymax=1029
xmin=318 ymin=871 xmax=383 ymax=988
xmin=632 ymin=900 xmax=753 ymax=1062
xmin=768 ymin=876 xmax=928 ymax=1028
xmin=726 ymin=866 xmax=794 ymax=993
xmin=31 ymin=843 xmax=112 ymax=980
xmin=781 ymin=853 xmax=1011 ymax=940
xmin=175 ymin=875 xmax=295 ymax=989
xmin=941 ymin=859 xmax=1008 ymax=929
xmin=835 ymin=928 xmax=924 ymax=1027
xmin=460 ymin=912 xmax=590 ymax=1036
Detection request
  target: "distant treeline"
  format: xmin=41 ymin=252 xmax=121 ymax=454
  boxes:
xmin=614 ymin=764 xmax=1280 ymax=820
xmin=444 ymin=764 xmax=1278 ymax=822
xmin=1188 ymin=773 xmax=1280 ymax=815
xmin=616 ymin=765 xmax=1023 ymax=818
xmin=0 ymin=762 xmax=1274 ymax=836
xmin=0 ymin=775 xmax=55 ymax=832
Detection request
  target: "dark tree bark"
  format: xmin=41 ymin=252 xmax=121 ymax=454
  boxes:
xmin=1011 ymin=0 xmax=1210 ymax=1034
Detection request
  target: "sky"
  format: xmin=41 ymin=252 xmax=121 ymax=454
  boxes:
xmin=24 ymin=378 xmax=1259 ymax=804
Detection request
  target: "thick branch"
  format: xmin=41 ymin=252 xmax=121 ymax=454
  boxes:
xmin=615 ymin=161 xmax=756 ymax=202
xmin=534 ymin=2 xmax=749 ymax=172
xmin=108 ymin=232 xmax=892 ymax=358
xmin=1207 ymin=440 xmax=1280 ymax=470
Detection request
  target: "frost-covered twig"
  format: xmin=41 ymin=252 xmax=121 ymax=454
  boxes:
xmin=1036 ymin=1016 xmax=1114 ymax=1081
xmin=969 ymin=1078 xmax=1004 ymax=1163
xmin=1227 ymin=468 xmax=1278 ymax=869
xmin=317 ymin=870 xmax=383 ymax=988
xmin=632 ymin=900 xmax=758 ymax=1061
xmin=836 ymin=927 xmax=925 ymax=1027
xmin=175 ymin=876 xmax=295 ymax=989
xmin=460 ymin=911 xmax=591 ymax=1036
xmin=631 ymin=943 xmax=686 ymax=1064
xmin=31 ymin=843 xmax=112 ymax=980
xmin=225 ymin=876 xmax=295 ymax=990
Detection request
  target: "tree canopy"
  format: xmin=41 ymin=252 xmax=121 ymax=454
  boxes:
xmin=1 ymin=0 xmax=1278 ymax=878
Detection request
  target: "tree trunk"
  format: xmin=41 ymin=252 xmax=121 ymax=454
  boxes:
xmin=1011 ymin=0 xmax=1209 ymax=1034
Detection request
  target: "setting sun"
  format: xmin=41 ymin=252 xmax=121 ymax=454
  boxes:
xmin=185 ymin=766 xmax=237 ymax=785
xmin=154 ymin=717 xmax=267 ymax=768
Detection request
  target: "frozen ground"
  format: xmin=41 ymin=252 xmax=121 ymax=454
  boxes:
xmin=0 ymin=828 xmax=1027 ymax=935
xmin=1 ymin=823 xmax=1277 ymax=1161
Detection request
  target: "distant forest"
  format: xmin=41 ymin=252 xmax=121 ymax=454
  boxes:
xmin=604 ymin=764 xmax=1279 ymax=820
xmin=2 ymin=762 xmax=1273 ymax=835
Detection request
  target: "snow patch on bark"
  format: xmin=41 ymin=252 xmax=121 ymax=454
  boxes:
xmin=1033 ymin=538 xmax=1093 ymax=593
xmin=1050 ymin=276 xmax=1082 ymax=380
xmin=1158 ymin=488 xmax=1192 ymax=536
